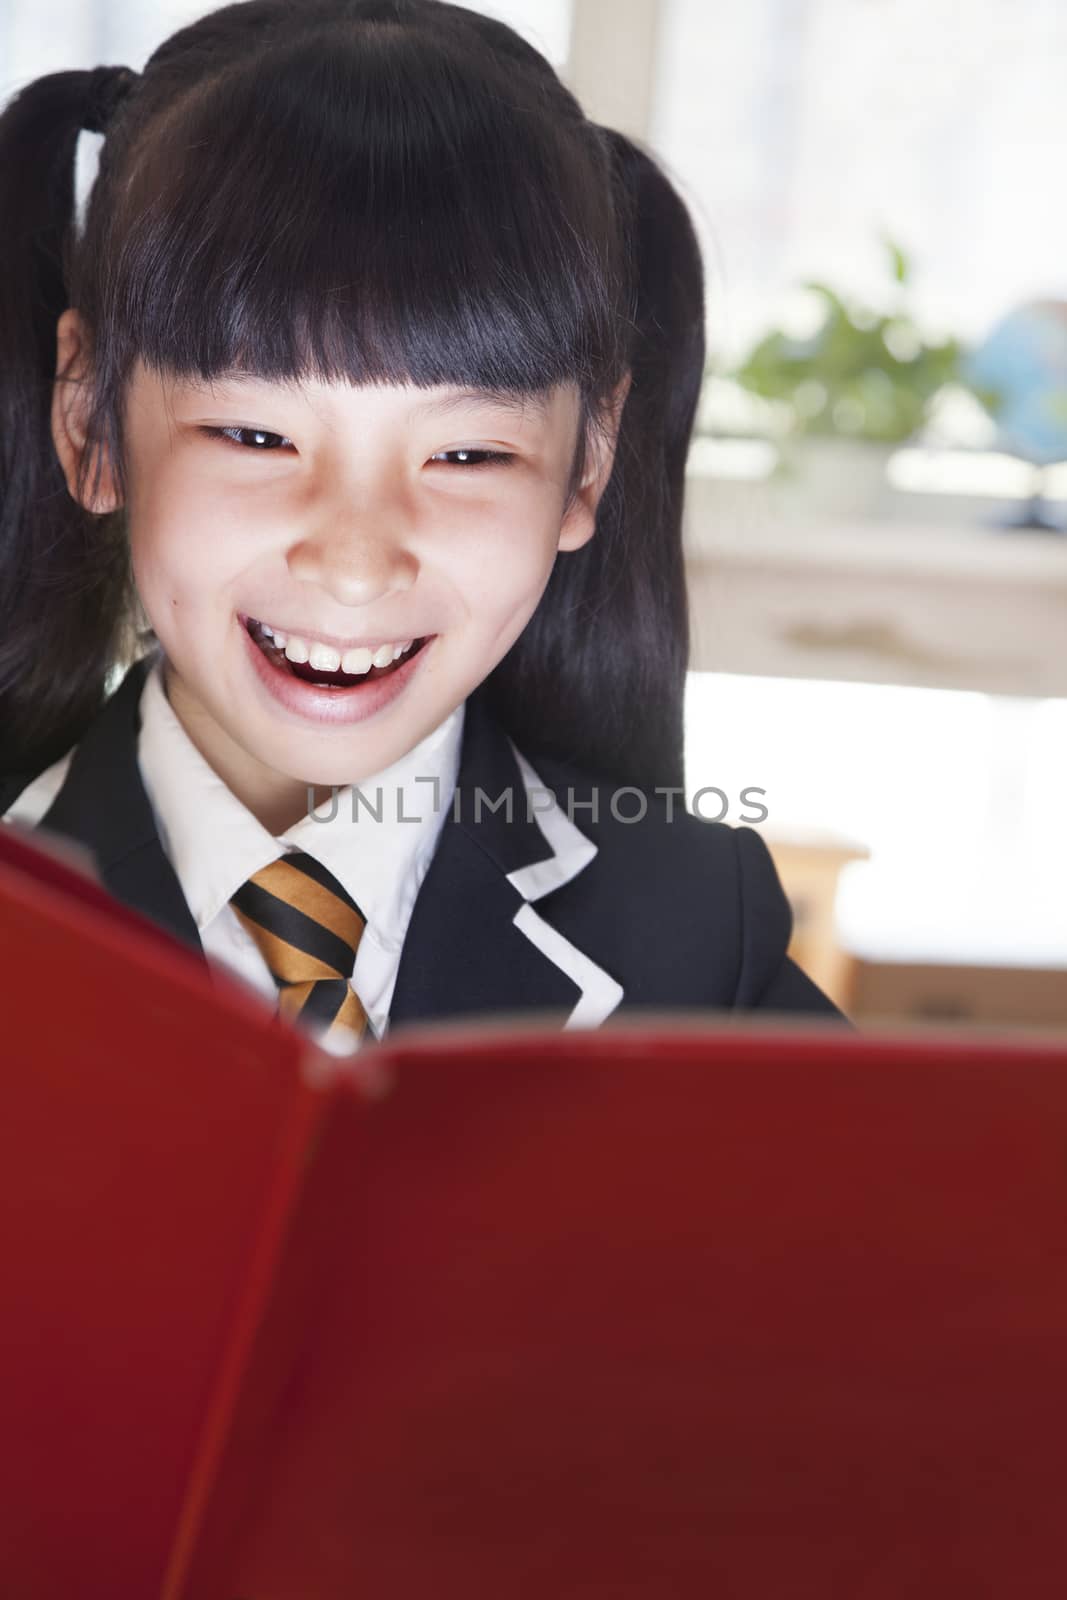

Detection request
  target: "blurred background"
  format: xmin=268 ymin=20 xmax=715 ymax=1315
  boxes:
xmin=3 ymin=0 xmax=1065 ymax=1027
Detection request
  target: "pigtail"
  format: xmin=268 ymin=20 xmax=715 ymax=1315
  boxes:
xmin=0 ymin=69 xmax=137 ymax=777
xmin=485 ymin=126 xmax=705 ymax=794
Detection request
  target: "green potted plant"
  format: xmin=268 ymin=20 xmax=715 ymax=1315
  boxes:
xmin=713 ymin=235 xmax=964 ymax=518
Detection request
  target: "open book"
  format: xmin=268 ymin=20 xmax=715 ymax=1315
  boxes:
xmin=2 ymin=821 xmax=1067 ymax=1598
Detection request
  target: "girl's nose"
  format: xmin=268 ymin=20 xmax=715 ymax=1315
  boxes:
xmin=286 ymin=519 xmax=418 ymax=608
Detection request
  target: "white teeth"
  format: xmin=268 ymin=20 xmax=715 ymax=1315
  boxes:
xmin=257 ymin=619 xmax=419 ymax=672
xmin=340 ymin=646 xmax=374 ymax=675
xmin=308 ymin=641 xmax=342 ymax=671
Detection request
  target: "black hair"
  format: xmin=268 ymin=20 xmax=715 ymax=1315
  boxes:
xmin=0 ymin=0 xmax=705 ymax=790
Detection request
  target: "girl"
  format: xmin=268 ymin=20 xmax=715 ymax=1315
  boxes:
xmin=0 ymin=0 xmax=846 ymax=1047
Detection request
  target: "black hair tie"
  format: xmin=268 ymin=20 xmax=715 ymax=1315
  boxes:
xmin=82 ymin=64 xmax=139 ymax=136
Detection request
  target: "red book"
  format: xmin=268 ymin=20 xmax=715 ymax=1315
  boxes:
xmin=2 ymin=822 xmax=1067 ymax=1599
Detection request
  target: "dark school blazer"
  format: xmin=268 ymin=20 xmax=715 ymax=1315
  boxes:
xmin=0 ymin=656 xmax=848 ymax=1027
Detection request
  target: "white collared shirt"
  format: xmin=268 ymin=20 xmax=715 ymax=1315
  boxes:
xmin=136 ymin=657 xmax=464 ymax=1040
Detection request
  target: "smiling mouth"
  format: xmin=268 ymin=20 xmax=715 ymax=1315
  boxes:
xmin=243 ymin=616 xmax=432 ymax=688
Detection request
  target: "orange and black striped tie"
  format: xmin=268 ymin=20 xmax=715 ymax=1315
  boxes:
xmin=229 ymin=850 xmax=371 ymax=1049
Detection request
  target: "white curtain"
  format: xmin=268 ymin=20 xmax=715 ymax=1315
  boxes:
xmin=650 ymin=0 xmax=1067 ymax=359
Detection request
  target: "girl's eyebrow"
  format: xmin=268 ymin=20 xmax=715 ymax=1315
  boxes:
xmin=408 ymin=388 xmax=553 ymax=424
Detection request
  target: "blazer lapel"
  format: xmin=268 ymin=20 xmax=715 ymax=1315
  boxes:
xmin=388 ymin=685 xmax=624 ymax=1030
xmin=37 ymin=656 xmax=206 ymax=960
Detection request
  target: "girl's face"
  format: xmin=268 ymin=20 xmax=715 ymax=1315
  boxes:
xmin=53 ymin=312 xmax=624 ymax=831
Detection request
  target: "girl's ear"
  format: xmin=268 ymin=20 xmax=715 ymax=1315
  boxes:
xmin=556 ymin=369 xmax=632 ymax=553
xmin=50 ymin=307 xmax=122 ymax=515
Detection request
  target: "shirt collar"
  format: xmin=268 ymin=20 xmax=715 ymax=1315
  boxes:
xmin=135 ymin=654 xmax=464 ymax=943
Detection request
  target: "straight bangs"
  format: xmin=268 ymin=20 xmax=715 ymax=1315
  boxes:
xmin=89 ymin=28 xmax=627 ymax=417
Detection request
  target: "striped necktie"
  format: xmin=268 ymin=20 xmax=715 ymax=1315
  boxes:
xmin=229 ymin=850 xmax=370 ymax=1049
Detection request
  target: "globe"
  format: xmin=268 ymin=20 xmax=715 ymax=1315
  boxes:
xmin=963 ymin=300 xmax=1067 ymax=532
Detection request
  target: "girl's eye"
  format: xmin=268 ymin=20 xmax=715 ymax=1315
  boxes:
xmin=429 ymin=449 xmax=514 ymax=471
xmin=200 ymin=428 xmax=512 ymax=471
xmin=201 ymin=425 xmax=294 ymax=450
